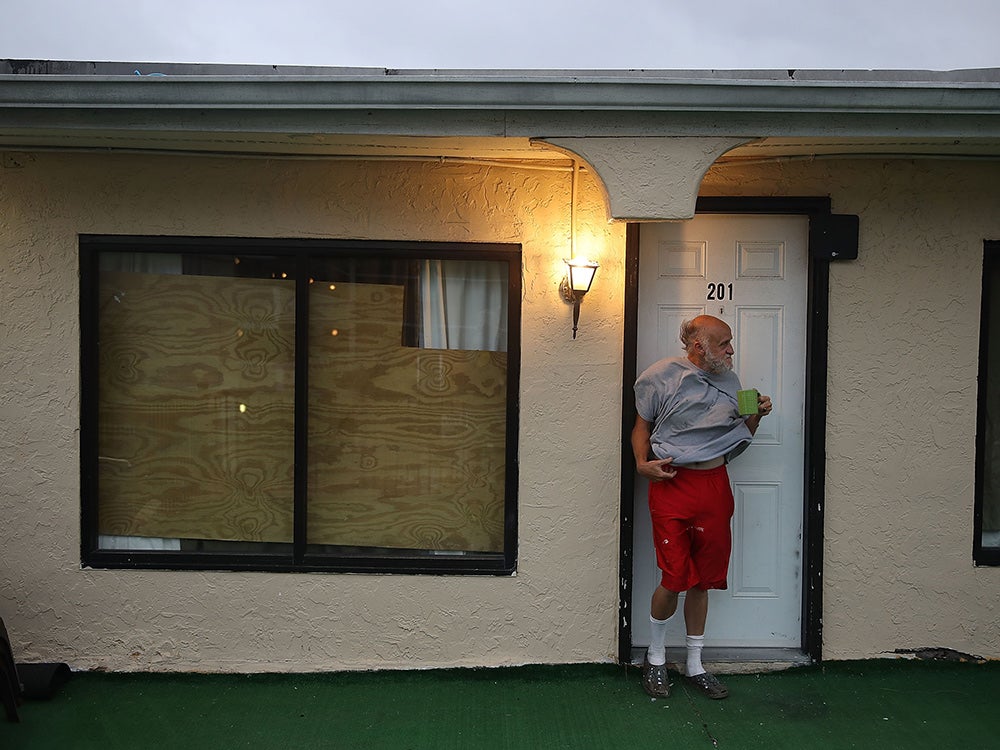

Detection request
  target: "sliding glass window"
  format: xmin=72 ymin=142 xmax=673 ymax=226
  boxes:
xmin=81 ymin=237 xmax=520 ymax=574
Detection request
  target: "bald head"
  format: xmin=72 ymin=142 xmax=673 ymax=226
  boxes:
xmin=680 ymin=316 xmax=734 ymax=374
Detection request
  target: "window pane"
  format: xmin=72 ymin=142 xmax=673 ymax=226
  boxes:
xmin=981 ymin=253 xmax=1000 ymax=554
xmin=96 ymin=252 xmax=296 ymax=552
xmin=307 ymin=259 xmax=508 ymax=555
xmin=83 ymin=239 xmax=519 ymax=573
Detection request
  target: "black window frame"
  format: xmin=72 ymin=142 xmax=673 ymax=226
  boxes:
xmin=975 ymin=239 xmax=1000 ymax=566
xmin=80 ymin=235 xmax=521 ymax=575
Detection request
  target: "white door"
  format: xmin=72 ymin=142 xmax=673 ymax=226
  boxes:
xmin=631 ymin=214 xmax=807 ymax=648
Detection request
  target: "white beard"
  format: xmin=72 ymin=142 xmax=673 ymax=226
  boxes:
xmin=703 ymin=351 xmax=732 ymax=375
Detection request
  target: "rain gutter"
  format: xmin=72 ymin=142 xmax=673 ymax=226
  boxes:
xmin=2 ymin=68 xmax=1000 ymax=141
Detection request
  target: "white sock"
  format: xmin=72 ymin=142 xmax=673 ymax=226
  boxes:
xmin=686 ymin=634 xmax=706 ymax=676
xmin=646 ymin=615 xmax=671 ymax=666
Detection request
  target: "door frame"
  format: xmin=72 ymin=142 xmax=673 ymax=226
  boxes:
xmin=618 ymin=196 xmax=848 ymax=665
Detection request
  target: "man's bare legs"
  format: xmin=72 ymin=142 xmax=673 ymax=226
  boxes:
xmin=648 ymin=585 xmax=709 ymax=674
xmin=650 ymin=585 xmax=707 ymax=636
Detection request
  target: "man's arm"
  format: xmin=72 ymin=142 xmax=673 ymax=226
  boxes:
xmin=744 ymin=393 xmax=773 ymax=435
xmin=632 ymin=414 xmax=676 ymax=481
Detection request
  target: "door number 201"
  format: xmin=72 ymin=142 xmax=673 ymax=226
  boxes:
xmin=707 ymin=282 xmax=734 ymax=301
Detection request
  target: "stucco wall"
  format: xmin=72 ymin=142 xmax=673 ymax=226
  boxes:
xmin=0 ymin=152 xmax=626 ymax=672
xmin=704 ymin=158 xmax=1000 ymax=660
xmin=4 ymin=149 xmax=999 ymax=671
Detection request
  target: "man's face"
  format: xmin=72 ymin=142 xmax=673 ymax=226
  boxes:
xmin=700 ymin=325 xmax=735 ymax=374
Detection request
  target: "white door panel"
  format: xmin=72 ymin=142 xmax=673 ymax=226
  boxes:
xmin=632 ymin=214 xmax=807 ymax=648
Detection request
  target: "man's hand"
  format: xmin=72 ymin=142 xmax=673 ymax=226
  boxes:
xmin=745 ymin=393 xmax=773 ymax=435
xmin=632 ymin=414 xmax=677 ymax=482
xmin=637 ymin=456 xmax=677 ymax=482
xmin=757 ymin=394 xmax=772 ymax=416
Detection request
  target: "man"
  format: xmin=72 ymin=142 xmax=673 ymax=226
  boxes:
xmin=632 ymin=315 xmax=772 ymax=700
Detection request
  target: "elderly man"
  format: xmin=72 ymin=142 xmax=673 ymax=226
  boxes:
xmin=632 ymin=315 xmax=772 ymax=700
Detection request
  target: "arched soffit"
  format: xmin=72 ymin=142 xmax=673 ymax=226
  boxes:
xmin=537 ymin=136 xmax=756 ymax=221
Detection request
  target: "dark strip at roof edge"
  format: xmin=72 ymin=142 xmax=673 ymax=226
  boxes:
xmin=3 ymin=58 xmax=1000 ymax=85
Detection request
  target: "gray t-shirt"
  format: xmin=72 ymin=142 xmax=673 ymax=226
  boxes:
xmin=634 ymin=357 xmax=752 ymax=465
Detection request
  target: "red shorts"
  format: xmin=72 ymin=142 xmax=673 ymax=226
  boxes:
xmin=648 ymin=465 xmax=734 ymax=592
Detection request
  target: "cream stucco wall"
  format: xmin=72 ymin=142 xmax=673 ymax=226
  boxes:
xmin=0 ymin=151 xmax=626 ymax=672
xmin=3 ymin=149 xmax=1000 ymax=672
xmin=703 ymin=158 xmax=1000 ymax=660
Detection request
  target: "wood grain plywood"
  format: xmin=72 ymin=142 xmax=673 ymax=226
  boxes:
xmin=97 ymin=271 xmax=295 ymax=543
xmin=308 ymin=281 xmax=507 ymax=552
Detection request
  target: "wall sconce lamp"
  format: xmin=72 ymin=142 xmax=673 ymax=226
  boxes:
xmin=560 ymin=257 xmax=599 ymax=339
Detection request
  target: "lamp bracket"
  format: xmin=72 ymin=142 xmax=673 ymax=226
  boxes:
xmin=559 ymin=277 xmax=584 ymax=303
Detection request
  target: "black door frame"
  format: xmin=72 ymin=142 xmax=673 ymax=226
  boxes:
xmin=618 ymin=196 xmax=853 ymax=665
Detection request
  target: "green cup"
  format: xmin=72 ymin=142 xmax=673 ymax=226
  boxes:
xmin=737 ymin=388 xmax=759 ymax=416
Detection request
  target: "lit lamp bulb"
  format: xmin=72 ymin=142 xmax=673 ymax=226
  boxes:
xmin=561 ymin=257 xmax=599 ymax=339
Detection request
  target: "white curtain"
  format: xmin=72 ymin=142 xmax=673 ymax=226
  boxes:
xmin=418 ymin=260 xmax=508 ymax=351
xmin=99 ymin=535 xmax=181 ymax=551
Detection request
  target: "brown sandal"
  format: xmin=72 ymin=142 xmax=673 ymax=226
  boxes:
xmin=687 ymin=671 xmax=729 ymax=699
xmin=642 ymin=656 xmax=671 ymax=698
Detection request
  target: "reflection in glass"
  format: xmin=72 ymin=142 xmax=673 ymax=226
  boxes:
xmin=307 ymin=259 xmax=508 ymax=555
xmin=96 ymin=252 xmax=295 ymax=553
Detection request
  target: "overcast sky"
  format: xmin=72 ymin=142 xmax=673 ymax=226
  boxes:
xmin=2 ymin=0 xmax=998 ymax=71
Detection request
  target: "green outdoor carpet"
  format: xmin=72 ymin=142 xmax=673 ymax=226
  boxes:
xmin=2 ymin=659 xmax=998 ymax=749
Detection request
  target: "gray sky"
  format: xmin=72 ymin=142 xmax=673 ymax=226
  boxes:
xmin=2 ymin=0 xmax=998 ymax=71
